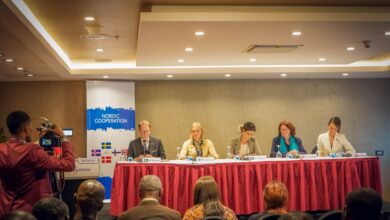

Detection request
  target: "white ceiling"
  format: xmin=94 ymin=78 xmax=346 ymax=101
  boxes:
xmin=0 ymin=0 xmax=389 ymax=81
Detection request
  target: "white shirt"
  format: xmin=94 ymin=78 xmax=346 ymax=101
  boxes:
xmin=239 ymin=143 xmax=249 ymax=156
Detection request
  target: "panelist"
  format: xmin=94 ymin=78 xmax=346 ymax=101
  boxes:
xmin=317 ymin=116 xmax=355 ymax=156
xmin=270 ymin=120 xmax=306 ymax=157
xmin=230 ymin=122 xmax=261 ymax=158
xmin=179 ymin=122 xmax=219 ymax=160
xmin=127 ymin=120 xmax=166 ymax=161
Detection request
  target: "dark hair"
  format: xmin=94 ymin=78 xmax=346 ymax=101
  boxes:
xmin=6 ymin=111 xmax=30 ymax=135
xmin=241 ymin=122 xmax=256 ymax=132
xmin=345 ymin=188 xmax=382 ymax=220
xmin=328 ymin=117 xmax=341 ymax=132
xmin=1 ymin=211 xmax=36 ymax=220
xmin=264 ymin=181 xmax=288 ymax=210
xmin=278 ymin=212 xmax=314 ymax=220
xmin=193 ymin=176 xmax=225 ymax=217
xmin=278 ymin=121 xmax=296 ymax=136
xmin=32 ymin=198 xmax=69 ymax=220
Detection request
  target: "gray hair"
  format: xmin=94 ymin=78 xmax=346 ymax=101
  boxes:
xmin=139 ymin=175 xmax=162 ymax=192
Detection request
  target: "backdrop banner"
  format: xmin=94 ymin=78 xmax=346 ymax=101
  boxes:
xmin=86 ymin=81 xmax=135 ymax=199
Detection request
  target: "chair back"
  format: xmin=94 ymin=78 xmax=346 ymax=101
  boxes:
xmin=311 ymin=146 xmax=318 ymax=154
xmin=258 ymin=213 xmax=281 ymax=220
xmin=318 ymin=210 xmax=343 ymax=220
xmin=203 ymin=216 xmax=225 ymax=220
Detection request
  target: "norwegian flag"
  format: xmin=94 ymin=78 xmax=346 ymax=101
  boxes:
xmin=101 ymin=156 xmax=112 ymax=163
xmin=121 ymin=149 xmax=128 ymax=156
xmin=91 ymin=149 xmax=101 ymax=157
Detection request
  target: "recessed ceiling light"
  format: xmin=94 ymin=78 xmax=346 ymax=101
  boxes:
xmin=5 ymin=58 xmax=15 ymax=62
xmin=96 ymin=48 xmax=104 ymax=52
xmin=385 ymin=31 xmax=390 ymax=36
xmin=291 ymin=31 xmax=302 ymax=36
xmin=342 ymin=73 xmax=349 ymax=77
xmin=346 ymin=47 xmax=355 ymax=51
xmin=184 ymin=47 xmax=193 ymax=52
xmin=26 ymin=73 xmax=34 ymax=77
xmin=318 ymin=58 xmax=326 ymax=62
xmin=16 ymin=67 xmax=24 ymax=71
xmin=103 ymin=75 xmax=109 ymax=79
xmin=194 ymin=31 xmax=205 ymax=36
xmin=166 ymin=74 xmax=173 ymax=78
xmin=177 ymin=59 xmax=184 ymax=63
xmin=84 ymin=17 xmax=95 ymax=21
xmin=249 ymin=58 xmax=256 ymax=62
xmin=281 ymin=73 xmax=287 ymax=77
xmin=225 ymin=74 xmax=231 ymax=78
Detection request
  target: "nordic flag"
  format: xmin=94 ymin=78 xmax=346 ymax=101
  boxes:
xmin=101 ymin=142 xmax=112 ymax=149
xmin=91 ymin=149 xmax=101 ymax=157
xmin=101 ymin=156 xmax=112 ymax=163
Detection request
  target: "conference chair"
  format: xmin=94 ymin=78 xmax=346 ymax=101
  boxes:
xmin=318 ymin=210 xmax=343 ymax=220
xmin=311 ymin=146 xmax=318 ymax=154
xmin=203 ymin=216 xmax=225 ymax=220
xmin=258 ymin=213 xmax=281 ymax=220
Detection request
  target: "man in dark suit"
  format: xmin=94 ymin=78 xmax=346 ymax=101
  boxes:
xmin=127 ymin=120 xmax=166 ymax=161
xmin=118 ymin=175 xmax=181 ymax=220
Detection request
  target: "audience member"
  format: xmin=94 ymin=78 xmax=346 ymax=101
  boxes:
xmin=0 ymin=111 xmax=75 ymax=216
xmin=278 ymin=212 xmax=313 ymax=220
xmin=344 ymin=187 xmax=382 ymax=220
xmin=0 ymin=211 xmax=36 ymax=220
xmin=32 ymin=197 xmax=69 ymax=220
xmin=230 ymin=122 xmax=261 ymax=158
xmin=183 ymin=176 xmax=237 ymax=220
xmin=73 ymin=180 xmax=105 ymax=220
xmin=119 ymin=175 xmax=181 ymax=220
xmin=179 ymin=122 xmax=219 ymax=160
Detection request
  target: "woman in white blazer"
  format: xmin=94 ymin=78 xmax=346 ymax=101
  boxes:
xmin=317 ymin=117 xmax=356 ymax=156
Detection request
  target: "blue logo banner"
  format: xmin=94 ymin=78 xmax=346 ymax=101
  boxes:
xmin=87 ymin=107 xmax=135 ymax=131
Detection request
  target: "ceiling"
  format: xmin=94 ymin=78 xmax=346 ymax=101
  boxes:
xmin=0 ymin=0 xmax=389 ymax=80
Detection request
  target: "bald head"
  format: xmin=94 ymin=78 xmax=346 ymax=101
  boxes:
xmin=139 ymin=175 xmax=163 ymax=200
xmin=75 ymin=180 xmax=105 ymax=215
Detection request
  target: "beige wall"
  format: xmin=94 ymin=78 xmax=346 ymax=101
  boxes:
xmin=1 ymin=79 xmax=389 ymax=201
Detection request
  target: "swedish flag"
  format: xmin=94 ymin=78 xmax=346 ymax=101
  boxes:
xmin=101 ymin=142 xmax=112 ymax=149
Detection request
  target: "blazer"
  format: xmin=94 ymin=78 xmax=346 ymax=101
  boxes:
xmin=230 ymin=137 xmax=261 ymax=156
xmin=118 ymin=199 xmax=181 ymax=220
xmin=270 ymin=136 xmax=307 ymax=157
xmin=127 ymin=136 xmax=166 ymax=159
xmin=317 ymin=132 xmax=355 ymax=155
xmin=179 ymin=138 xmax=219 ymax=159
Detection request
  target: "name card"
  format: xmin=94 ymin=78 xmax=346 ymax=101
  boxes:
xmin=353 ymin=152 xmax=368 ymax=157
xmin=196 ymin=157 xmax=215 ymax=162
xmin=142 ymin=157 xmax=162 ymax=163
xmin=65 ymin=158 xmax=100 ymax=180
xmin=245 ymin=155 xmax=267 ymax=161
xmin=300 ymin=154 xmax=317 ymax=159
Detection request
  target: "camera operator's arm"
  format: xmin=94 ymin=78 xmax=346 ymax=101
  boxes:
xmin=30 ymin=125 xmax=75 ymax=171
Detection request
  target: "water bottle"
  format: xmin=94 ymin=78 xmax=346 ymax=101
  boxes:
xmin=175 ymin=147 xmax=181 ymax=160
xmin=226 ymin=146 xmax=233 ymax=159
xmin=276 ymin=145 xmax=283 ymax=158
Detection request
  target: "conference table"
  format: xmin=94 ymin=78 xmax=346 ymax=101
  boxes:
xmin=110 ymin=157 xmax=381 ymax=216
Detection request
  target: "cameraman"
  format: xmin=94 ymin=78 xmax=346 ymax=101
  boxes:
xmin=0 ymin=111 xmax=75 ymax=216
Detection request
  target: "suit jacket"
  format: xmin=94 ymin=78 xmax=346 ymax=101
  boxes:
xmin=270 ymin=136 xmax=307 ymax=157
xmin=230 ymin=137 xmax=261 ymax=156
xmin=179 ymin=138 xmax=219 ymax=159
xmin=317 ymin=132 xmax=356 ymax=155
xmin=127 ymin=136 xmax=166 ymax=159
xmin=118 ymin=199 xmax=181 ymax=220
xmin=0 ymin=139 xmax=75 ymax=216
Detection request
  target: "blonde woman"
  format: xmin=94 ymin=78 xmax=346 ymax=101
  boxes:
xmin=179 ymin=122 xmax=219 ymax=160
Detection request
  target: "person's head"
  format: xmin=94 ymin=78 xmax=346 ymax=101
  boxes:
xmin=32 ymin=197 xmax=69 ymax=220
xmin=139 ymin=175 xmax=163 ymax=200
xmin=6 ymin=110 xmax=32 ymax=142
xmin=278 ymin=121 xmax=296 ymax=139
xmin=138 ymin=120 xmax=151 ymax=140
xmin=240 ymin=122 xmax=256 ymax=142
xmin=191 ymin=122 xmax=204 ymax=142
xmin=193 ymin=176 xmax=224 ymax=217
xmin=328 ymin=117 xmax=341 ymax=137
xmin=263 ymin=181 xmax=288 ymax=211
xmin=1 ymin=211 xmax=36 ymax=220
xmin=344 ymin=188 xmax=382 ymax=220
xmin=74 ymin=180 xmax=105 ymax=217
xmin=278 ymin=212 xmax=314 ymax=220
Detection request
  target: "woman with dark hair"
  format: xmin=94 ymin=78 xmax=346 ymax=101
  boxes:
xmin=182 ymin=176 xmax=237 ymax=220
xmin=270 ymin=121 xmax=306 ymax=157
xmin=230 ymin=122 xmax=261 ymax=158
xmin=317 ymin=116 xmax=355 ymax=156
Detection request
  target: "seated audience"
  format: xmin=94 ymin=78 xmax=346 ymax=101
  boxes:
xmin=119 ymin=175 xmax=181 ymax=220
xmin=183 ymin=176 xmax=237 ymax=220
xmin=230 ymin=122 xmax=261 ymax=158
xmin=32 ymin=197 xmax=69 ymax=220
xmin=0 ymin=211 xmax=36 ymax=220
xmin=278 ymin=212 xmax=313 ymax=220
xmin=344 ymin=187 xmax=382 ymax=220
xmin=179 ymin=122 xmax=219 ymax=160
xmin=270 ymin=120 xmax=306 ymax=157
xmin=317 ymin=116 xmax=356 ymax=156
xmin=73 ymin=180 xmax=105 ymax=220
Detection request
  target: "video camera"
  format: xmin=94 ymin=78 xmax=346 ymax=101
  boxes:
xmin=36 ymin=118 xmax=62 ymax=156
